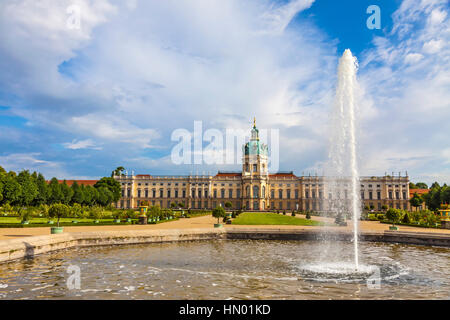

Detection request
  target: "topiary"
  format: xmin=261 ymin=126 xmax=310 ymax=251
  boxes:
xmin=306 ymin=211 xmax=311 ymax=220
xmin=402 ymin=212 xmax=410 ymax=224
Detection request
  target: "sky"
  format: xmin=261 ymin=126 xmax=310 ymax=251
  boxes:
xmin=0 ymin=0 xmax=449 ymax=185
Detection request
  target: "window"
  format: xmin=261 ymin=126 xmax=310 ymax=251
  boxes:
xmin=312 ymin=191 xmax=316 ymax=199
xmin=137 ymin=189 xmax=141 ymax=198
xmin=369 ymin=191 xmax=373 ymax=200
xmin=237 ymin=190 xmax=240 ymax=198
xmin=395 ymin=191 xmax=399 ymax=199
xmin=278 ymin=189 xmax=283 ymax=199
xmin=253 ymin=164 xmax=257 ymax=172
xmin=192 ymin=189 xmax=195 ymax=198
xmin=389 ymin=191 xmax=393 ymax=199
xmin=319 ymin=191 xmax=323 ymax=199
xmin=198 ymin=190 xmax=202 ymax=198
xmin=377 ymin=191 xmax=381 ymax=200
xmin=361 ymin=191 xmax=364 ymax=199
xmin=253 ymin=186 xmax=259 ymax=199
xmin=229 ymin=189 xmax=233 ymax=198
xmin=295 ymin=190 xmax=299 ymax=199
xmin=175 ymin=190 xmax=178 ymax=198
xmin=159 ymin=189 xmax=163 ymax=198
xmin=287 ymin=190 xmax=291 ymax=199
xmin=271 ymin=190 xmax=275 ymax=199
xmin=403 ymin=191 xmax=406 ymax=200
xmin=182 ymin=190 xmax=186 ymax=197
xmin=205 ymin=190 xmax=208 ymax=198
xmin=305 ymin=191 xmax=309 ymax=199
xmin=214 ymin=190 xmax=217 ymax=198
xmin=167 ymin=190 xmax=171 ymax=198
xmin=152 ymin=189 xmax=156 ymax=197
xmin=221 ymin=189 xmax=225 ymax=198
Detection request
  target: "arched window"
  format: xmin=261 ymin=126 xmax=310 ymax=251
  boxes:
xmin=253 ymin=186 xmax=259 ymax=199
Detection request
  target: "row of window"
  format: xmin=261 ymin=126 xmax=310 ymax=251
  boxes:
xmin=123 ymin=188 xmax=409 ymax=200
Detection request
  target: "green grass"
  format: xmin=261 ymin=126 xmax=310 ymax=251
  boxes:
xmin=232 ymin=212 xmax=324 ymax=226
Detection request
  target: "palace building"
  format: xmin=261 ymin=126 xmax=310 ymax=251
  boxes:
xmin=113 ymin=122 xmax=411 ymax=212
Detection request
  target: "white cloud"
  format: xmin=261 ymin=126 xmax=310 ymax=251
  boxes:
xmin=404 ymin=52 xmax=424 ymax=64
xmin=62 ymin=139 xmax=101 ymax=150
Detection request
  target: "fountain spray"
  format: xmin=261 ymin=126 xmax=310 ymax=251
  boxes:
xmin=329 ymin=49 xmax=360 ymax=270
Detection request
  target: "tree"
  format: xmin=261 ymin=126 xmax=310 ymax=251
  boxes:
xmin=212 ymin=206 xmax=225 ymax=224
xmin=71 ymin=181 xmax=85 ymax=205
xmin=111 ymin=166 xmax=125 ymax=177
xmin=60 ymin=180 xmax=74 ymax=205
xmin=96 ymin=187 xmax=113 ymax=206
xmin=16 ymin=170 xmax=38 ymax=206
xmin=386 ymin=208 xmax=401 ymax=225
xmin=415 ymin=182 xmax=428 ymax=189
xmin=409 ymin=193 xmax=423 ymax=210
xmin=224 ymin=201 xmax=232 ymax=210
xmin=94 ymin=177 xmax=121 ymax=202
xmin=33 ymin=173 xmax=49 ymax=206
xmin=409 ymin=182 xmax=417 ymax=189
xmin=48 ymin=203 xmax=70 ymax=227
xmin=1 ymin=174 xmax=22 ymax=205
xmin=48 ymin=178 xmax=64 ymax=204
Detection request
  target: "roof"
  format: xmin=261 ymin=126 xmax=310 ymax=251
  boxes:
xmin=136 ymin=174 xmax=151 ymax=177
xmin=269 ymin=172 xmax=297 ymax=178
xmin=215 ymin=172 xmax=242 ymax=177
xmin=50 ymin=180 xmax=98 ymax=186
xmin=409 ymin=189 xmax=430 ymax=197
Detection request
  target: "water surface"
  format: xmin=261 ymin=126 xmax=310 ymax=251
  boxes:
xmin=0 ymin=240 xmax=448 ymax=299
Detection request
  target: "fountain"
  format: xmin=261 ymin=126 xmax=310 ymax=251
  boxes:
xmin=328 ymin=48 xmax=361 ymax=270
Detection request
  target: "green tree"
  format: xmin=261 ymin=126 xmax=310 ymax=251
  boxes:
xmin=415 ymin=182 xmax=428 ymax=189
xmin=48 ymin=203 xmax=70 ymax=227
xmin=409 ymin=182 xmax=417 ymax=189
xmin=111 ymin=166 xmax=125 ymax=177
xmin=96 ymin=187 xmax=113 ymax=206
xmin=16 ymin=170 xmax=38 ymax=206
xmin=2 ymin=173 xmax=22 ymax=205
xmin=386 ymin=208 xmax=401 ymax=225
xmin=71 ymin=181 xmax=85 ymax=205
xmin=94 ymin=177 xmax=121 ymax=202
xmin=224 ymin=201 xmax=232 ymax=210
xmin=409 ymin=193 xmax=423 ymax=210
xmin=33 ymin=173 xmax=49 ymax=206
xmin=212 ymin=206 xmax=225 ymax=224
xmin=60 ymin=180 xmax=74 ymax=205
xmin=48 ymin=178 xmax=64 ymax=204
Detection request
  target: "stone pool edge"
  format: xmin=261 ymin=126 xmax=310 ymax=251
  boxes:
xmin=1 ymin=228 xmax=449 ymax=263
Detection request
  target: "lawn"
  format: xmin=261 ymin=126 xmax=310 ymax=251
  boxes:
xmin=231 ymin=212 xmax=324 ymax=226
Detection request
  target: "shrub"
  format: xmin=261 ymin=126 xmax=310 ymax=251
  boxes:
xmin=49 ymin=204 xmax=70 ymax=227
xmin=20 ymin=208 xmax=32 ymax=222
xmin=386 ymin=208 xmax=401 ymax=224
xmin=38 ymin=204 xmax=49 ymax=218
xmin=89 ymin=206 xmax=104 ymax=220
xmin=306 ymin=211 xmax=311 ymax=219
xmin=291 ymin=211 xmax=296 ymax=217
xmin=283 ymin=210 xmax=286 ymax=215
xmin=376 ymin=213 xmax=385 ymax=220
xmin=402 ymin=212 xmax=411 ymax=224
xmin=368 ymin=213 xmax=377 ymax=221
xmin=212 ymin=206 xmax=225 ymax=224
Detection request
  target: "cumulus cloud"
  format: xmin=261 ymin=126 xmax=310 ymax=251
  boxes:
xmin=357 ymin=0 xmax=450 ymax=184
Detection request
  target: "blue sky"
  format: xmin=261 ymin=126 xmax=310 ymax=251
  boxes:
xmin=0 ymin=0 xmax=449 ymax=185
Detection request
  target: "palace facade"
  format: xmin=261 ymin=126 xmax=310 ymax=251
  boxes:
xmin=113 ymin=123 xmax=411 ymax=212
